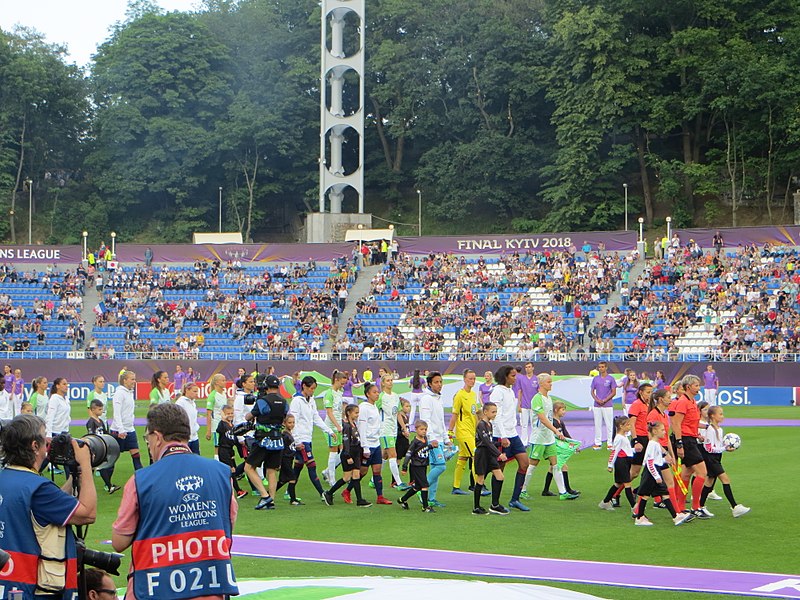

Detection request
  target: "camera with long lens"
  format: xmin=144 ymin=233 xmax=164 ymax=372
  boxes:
xmin=76 ymin=539 xmax=122 ymax=576
xmin=47 ymin=432 xmax=120 ymax=470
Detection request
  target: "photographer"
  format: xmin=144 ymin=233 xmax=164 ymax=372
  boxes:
xmin=112 ymin=403 xmax=238 ymax=599
xmin=0 ymin=414 xmax=97 ymax=598
xmin=84 ymin=568 xmax=117 ymax=599
xmin=243 ymin=375 xmax=288 ymax=510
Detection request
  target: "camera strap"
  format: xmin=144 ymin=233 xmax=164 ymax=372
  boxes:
xmin=161 ymin=444 xmax=193 ymax=458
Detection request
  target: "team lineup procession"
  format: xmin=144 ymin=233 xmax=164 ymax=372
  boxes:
xmin=2 ymin=0 xmax=800 ymax=597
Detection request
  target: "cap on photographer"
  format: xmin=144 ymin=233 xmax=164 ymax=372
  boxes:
xmin=0 ymin=414 xmax=97 ymax=598
xmin=112 ymin=403 xmax=239 ymax=599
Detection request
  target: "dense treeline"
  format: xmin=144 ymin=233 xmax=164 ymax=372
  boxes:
xmin=1 ymin=0 xmax=799 ymax=243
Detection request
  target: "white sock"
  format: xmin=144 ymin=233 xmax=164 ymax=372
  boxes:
xmin=522 ymin=464 xmax=535 ymax=492
xmin=327 ymin=453 xmax=338 ymax=481
xmin=388 ymin=457 xmax=402 ymax=485
xmin=553 ymin=466 xmax=567 ymax=494
xmin=257 ymin=466 xmax=264 ymax=480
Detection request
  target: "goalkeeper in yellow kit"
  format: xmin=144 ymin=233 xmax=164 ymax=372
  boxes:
xmin=448 ymin=369 xmax=484 ymax=496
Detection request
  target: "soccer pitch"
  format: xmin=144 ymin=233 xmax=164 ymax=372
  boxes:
xmin=73 ymin=403 xmax=799 ymax=599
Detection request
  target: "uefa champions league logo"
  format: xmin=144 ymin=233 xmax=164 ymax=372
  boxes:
xmin=176 ymin=475 xmax=204 ymax=492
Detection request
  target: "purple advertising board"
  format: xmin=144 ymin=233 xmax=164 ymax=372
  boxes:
xmin=395 ymin=231 xmax=638 ymax=254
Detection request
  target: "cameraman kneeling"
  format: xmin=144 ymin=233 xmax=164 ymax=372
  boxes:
xmin=0 ymin=414 xmax=97 ymax=598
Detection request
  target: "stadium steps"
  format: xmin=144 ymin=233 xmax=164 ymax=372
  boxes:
xmin=82 ymin=281 xmax=102 ymax=341
xmin=321 ymin=263 xmax=383 ymax=353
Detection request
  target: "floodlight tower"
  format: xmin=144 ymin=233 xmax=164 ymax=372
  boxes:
xmin=319 ymin=0 xmax=365 ymax=214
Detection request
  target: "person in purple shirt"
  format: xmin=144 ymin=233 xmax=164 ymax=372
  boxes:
xmin=653 ymin=370 xmax=667 ymax=390
xmin=590 ymin=361 xmax=617 ymax=449
xmin=185 ymin=366 xmax=199 ymax=385
xmin=620 ymin=368 xmax=639 ymax=414
xmin=479 ymin=370 xmax=495 ymax=404
xmin=343 ymin=368 xmax=362 ymax=400
xmin=703 ymin=365 xmax=719 ymax=406
xmin=172 ymin=364 xmax=186 ymax=398
xmin=514 ymin=362 xmax=539 ymax=446
xmin=1 ymin=364 xmax=14 ymax=419
xmin=12 ymin=368 xmax=25 ymax=416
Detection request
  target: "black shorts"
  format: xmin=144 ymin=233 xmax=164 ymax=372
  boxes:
xmin=218 ymin=447 xmax=236 ymax=469
xmin=613 ymin=457 xmax=631 ymax=484
xmin=705 ymin=452 xmax=725 ymax=478
xmin=629 ymin=436 xmax=649 ymax=466
xmin=409 ymin=465 xmax=429 ymax=490
xmin=279 ymin=455 xmax=296 ymax=483
xmin=679 ymin=436 xmax=704 ymax=467
xmin=340 ymin=449 xmax=362 ymax=472
xmin=474 ymin=447 xmax=499 ymax=476
xmin=638 ymin=467 xmax=669 ymax=498
xmin=246 ymin=443 xmax=282 ymax=470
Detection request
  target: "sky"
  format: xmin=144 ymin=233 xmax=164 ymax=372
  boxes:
xmin=0 ymin=0 xmax=200 ymax=67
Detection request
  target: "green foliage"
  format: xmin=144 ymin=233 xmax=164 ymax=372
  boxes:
xmin=2 ymin=0 xmax=800 ymax=241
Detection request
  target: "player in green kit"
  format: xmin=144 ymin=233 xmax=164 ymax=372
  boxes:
xmin=86 ymin=375 xmax=108 ymax=420
xmin=522 ymin=373 xmax=579 ymax=501
xmin=205 ymin=373 xmax=230 ymax=459
xmin=377 ymin=374 xmax=406 ymax=489
xmin=323 ymin=370 xmax=348 ymax=484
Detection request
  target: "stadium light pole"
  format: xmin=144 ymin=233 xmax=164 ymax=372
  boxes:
xmin=666 ymin=216 xmax=672 ymax=240
xmin=82 ymin=231 xmax=88 ymax=262
xmin=416 ymin=189 xmax=422 ymax=237
xmin=110 ymin=231 xmax=116 ymax=257
xmin=25 ymin=178 xmax=32 ymax=245
xmin=623 ymin=183 xmax=628 ymax=231
xmin=638 ymin=217 xmax=644 ymax=242
xmin=218 ymin=186 xmax=223 ymax=233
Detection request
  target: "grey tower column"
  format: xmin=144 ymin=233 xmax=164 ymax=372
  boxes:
xmin=320 ymin=0 xmax=365 ymax=214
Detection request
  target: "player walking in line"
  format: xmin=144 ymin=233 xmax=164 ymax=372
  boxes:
xmin=627 ymin=383 xmax=653 ymax=485
xmin=206 ymin=373 xmax=230 ymax=459
xmin=702 ymin=365 xmax=719 ymax=406
xmin=397 ymin=420 xmax=434 ymax=512
xmin=490 ymin=365 xmax=531 ymax=512
xmin=86 ymin=375 xmax=108 ymax=420
xmin=289 ymin=375 xmax=335 ymax=503
xmin=598 ymin=416 xmax=635 ymax=511
xmin=448 ymin=369 xmax=482 ymax=496
xmin=394 ymin=399 xmax=412 ymax=468
xmin=590 ymin=362 xmax=617 ymax=449
xmin=377 ymin=374 xmax=405 ymax=489
xmin=646 ymin=388 xmax=681 ymax=510
xmin=632 ymin=421 xmax=694 ymax=527
xmin=355 ymin=381 xmax=392 ymax=505
xmin=418 ymin=372 xmax=449 ymax=508
xmin=149 ymin=371 xmax=171 ymax=406
xmin=216 ymin=405 xmax=248 ymax=499
xmin=324 ymin=404 xmax=371 ymax=507
xmin=670 ymin=375 xmax=709 ymax=517
xmin=514 ymin=362 xmax=538 ymax=446
xmin=697 ymin=406 xmax=750 ymax=518
xmin=322 ymin=370 xmax=347 ymax=484
xmin=521 ymin=373 xmax=579 ymax=502
xmin=472 ymin=402 xmax=508 ymax=515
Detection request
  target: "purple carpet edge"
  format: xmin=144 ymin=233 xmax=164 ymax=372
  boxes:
xmin=230 ymin=535 xmax=800 ymax=599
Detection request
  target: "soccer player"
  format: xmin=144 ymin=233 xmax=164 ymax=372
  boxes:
xmin=702 ymin=365 xmax=719 ymax=406
xmin=514 ymin=362 xmax=538 ymax=447
xmin=289 ymin=375 xmax=335 ymax=502
xmin=322 ymin=370 xmax=348 ymax=484
xmin=398 ymin=420 xmax=434 ymax=512
xmin=355 ymin=381 xmax=392 ymax=504
xmin=175 ymin=383 xmax=202 ymax=455
xmin=472 ymin=402 xmax=508 ymax=515
xmin=377 ymin=374 xmax=405 ymax=489
xmin=489 ymin=365 xmax=530 ymax=511
xmin=418 ymin=372 xmax=449 ymax=508
xmin=215 ymin=405 xmax=247 ymax=499
xmin=590 ymin=361 xmax=617 ymax=449
xmin=448 ymin=369 xmax=482 ymax=496
xmin=478 ymin=370 xmax=495 ymax=404
xmin=205 ymin=373 xmax=230 ymax=458
xmin=86 ymin=375 xmax=108 ymax=420
xmin=324 ymin=404 xmax=371 ymax=507
xmin=541 ymin=401 xmax=580 ymax=497
xmin=521 ymin=373 xmax=578 ymax=501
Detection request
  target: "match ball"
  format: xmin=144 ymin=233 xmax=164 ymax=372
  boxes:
xmin=723 ymin=432 xmax=741 ymax=450
xmin=589 ymin=369 xmax=599 ymax=377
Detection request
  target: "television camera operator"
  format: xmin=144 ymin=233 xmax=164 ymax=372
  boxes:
xmin=112 ymin=403 xmax=238 ymax=599
xmin=240 ymin=374 xmax=288 ymax=510
xmin=0 ymin=414 xmax=97 ymax=599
